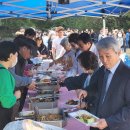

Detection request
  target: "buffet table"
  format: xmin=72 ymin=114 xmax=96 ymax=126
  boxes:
xmin=58 ymin=87 xmax=90 ymax=130
xmin=23 ymin=58 xmax=90 ymax=130
xmin=25 ymin=87 xmax=90 ymax=130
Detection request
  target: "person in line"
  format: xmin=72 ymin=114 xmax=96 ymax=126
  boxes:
xmin=49 ymin=37 xmax=74 ymax=71
xmin=68 ymin=33 xmax=83 ymax=76
xmin=77 ymin=37 xmax=130 ymax=130
xmin=126 ymin=28 xmax=130 ymax=48
xmin=77 ymin=32 xmax=102 ymax=66
xmin=24 ymin=28 xmax=38 ymax=58
xmin=52 ymin=26 xmax=65 ymax=60
xmin=35 ymin=37 xmax=48 ymax=58
xmin=64 ymin=51 xmax=98 ymax=91
xmin=58 ymin=33 xmax=101 ymax=88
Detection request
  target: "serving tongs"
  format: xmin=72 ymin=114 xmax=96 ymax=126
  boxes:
xmin=79 ymin=94 xmax=87 ymax=109
xmin=27 ymin=95 xmax=33 ymax=103
xmin=34 ymin=106 xmax=40 ymax=120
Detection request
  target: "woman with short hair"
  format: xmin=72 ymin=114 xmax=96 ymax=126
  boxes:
xmin=0 ymin=41 xmax=21 ymax=130
xmin=64 ymin=51 xmax=99 ymax=90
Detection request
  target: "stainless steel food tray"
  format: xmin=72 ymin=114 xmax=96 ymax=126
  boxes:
xmin=29 ymin=96 xmax=58 ymax=110
xmin=35 ymin=108 xmax=67 ymax=128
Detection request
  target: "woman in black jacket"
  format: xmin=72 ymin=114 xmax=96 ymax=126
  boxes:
xmin=64 ymin=51 xmax=99 ymax=90
xmin=35 ymin=37 xmax=48 ymax=58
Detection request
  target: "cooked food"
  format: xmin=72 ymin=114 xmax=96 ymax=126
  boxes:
xmin=66 ymin=100 xmax=78 ymax=105
xmin=76 ymin=114 xmax=96 ymax=124
xmin=42 ymin=79 xmax=51 ymax=83
xmin=36 ymin=79 xmax=51 ymax=84
xmin=31 ymin=97 xmax=54 ymax=102
xmin=37 ymin=90 xmax=54 ymax=95
xmin=37 ymin=114 xmax=62 ymax=121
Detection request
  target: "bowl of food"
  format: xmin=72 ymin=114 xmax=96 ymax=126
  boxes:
xmin=65 ymin=99 xmax=79 ymax=108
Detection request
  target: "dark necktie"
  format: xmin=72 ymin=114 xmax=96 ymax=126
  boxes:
xmin=101 ymin=69 xmax=111 ymax=103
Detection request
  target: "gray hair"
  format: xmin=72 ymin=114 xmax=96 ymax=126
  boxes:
xmin=60 ymin=37 xmax=70 ymax=47
xmin=96 ymin=37 xmax=121 ymax=52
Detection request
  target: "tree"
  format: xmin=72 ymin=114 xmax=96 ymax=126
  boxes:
xmin=0 ymin=12 xmax=130 ymax=38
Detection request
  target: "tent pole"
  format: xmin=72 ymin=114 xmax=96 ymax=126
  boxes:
xmin=102 ymin=16 xmax=106 ymax=36
xmin=0 ymin=19 xmax=1 ymax=26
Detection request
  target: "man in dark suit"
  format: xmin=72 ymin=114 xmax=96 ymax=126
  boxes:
xmin=78 ymin=37 xmax=130 ymax=130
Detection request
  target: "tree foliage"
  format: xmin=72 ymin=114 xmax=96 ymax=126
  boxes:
xmin=0 ymin=12 xmax=130 ymax=38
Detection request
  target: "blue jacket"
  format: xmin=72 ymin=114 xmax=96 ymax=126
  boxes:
xmin=126 ymin=32 xmax=130 ymax=46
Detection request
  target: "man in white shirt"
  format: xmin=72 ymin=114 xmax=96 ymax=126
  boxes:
xmin=68 ymin=33 xmax=83 ymax=76
xmin=77 ymin=32 xmax=102 ymax=66
xmin=42 ymin=32 xmax=49 ymax=47
xmin=52 ymin=26 xmax=65 ymax=60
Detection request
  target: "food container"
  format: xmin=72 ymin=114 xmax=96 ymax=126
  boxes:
xmin=29 ymin=96 xmax=58 ymax=110
xmin=36 ymin=89 xmax=54 ymax=95
xmin=65 ymin=99 xmax=79 ymax=108
xmin=68 ymin=110 xmax=99 ymax=127
xmin=36 ymin=82 xmax=57 ymax=91
xmin=35 ymin=108 xmax=67 ymax=128
xmin=19 ymin=110 xmax=34 ymax=117
xmin=36 ymin=88 xmax=60 ymax=97
xmin=18 ymin=110 xmax=35 ymax=120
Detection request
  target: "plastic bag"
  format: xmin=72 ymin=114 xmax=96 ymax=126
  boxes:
xmin=3 ymin=119 xmax=45 ymax=130
xmin=4 ymin=119 xmax=65 ymax=130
